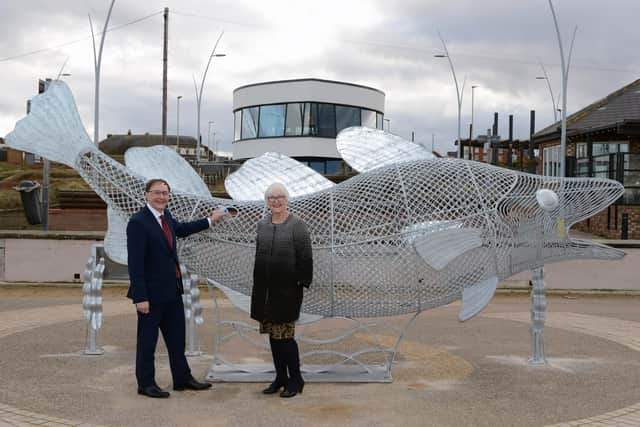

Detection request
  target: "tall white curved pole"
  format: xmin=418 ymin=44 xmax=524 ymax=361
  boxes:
xmin=195 ymin=31 xmax=224 ymax=164
xmin=548 ymin=0 xmax=577 ymax=178
xmin=89 ymin=0 xmax=116 ymax=146
xmin=437 ymin=31 xmax=465 ymax=159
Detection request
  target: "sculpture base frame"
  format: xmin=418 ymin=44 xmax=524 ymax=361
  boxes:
xmin=207 ymin=361 xmax=394 ymax=383
xmin=206 ymin=283 xmax=419 ymax=383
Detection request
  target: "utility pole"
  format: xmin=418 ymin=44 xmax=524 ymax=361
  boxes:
xmin=529 ymin=110 xmax=536 ymax=174
xmin=507 ymin=114 xmax=513 ymax=168
xmin=162 ymin=7 xmax=169 ymax=145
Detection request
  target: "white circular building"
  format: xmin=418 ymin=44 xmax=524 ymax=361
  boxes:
xmin=232 ymin=78 xmax=385 ymax=175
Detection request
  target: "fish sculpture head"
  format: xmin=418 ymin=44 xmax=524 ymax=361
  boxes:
xmin=497 ymin=173 xmax=625 ymax=272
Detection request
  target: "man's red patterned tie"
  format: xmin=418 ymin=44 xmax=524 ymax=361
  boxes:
xmin=160 ymin=215 xmax=181 ymax=278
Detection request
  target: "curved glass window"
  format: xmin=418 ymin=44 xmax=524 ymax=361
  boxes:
xmin=234 ymin=110 xmax=242 ymax=141
xmin=303 ymin=102 xmax=316 ymax=136
xmin=234 ymin=102 xmax=383 ymax=141
xmin=241 ymin=107 xmax=259 ymax=139
xmin=259 ymin=104 xmax=285 ymax=137
xmin=336 ymin=106 xmax=360 ymax=134
xmin=285 ymin=103 xmax=303 ymax=136
xmin=317 ymin=103 xmax=335 ymax=137
xmin=361 ymin=109 xmax=376 ymax=128
xmin=326 ymin=159 xmax=343 ymax=175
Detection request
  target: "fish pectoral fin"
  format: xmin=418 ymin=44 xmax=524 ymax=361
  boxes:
xmin=212 ymin=281 xmax=252 ymax=313
xmin=412 ymin=228 xmax=483 ymax=271
xmin=458 ymin=275 xmax=498 ymax=321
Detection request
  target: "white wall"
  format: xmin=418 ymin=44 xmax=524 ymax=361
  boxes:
xmin=233 ymin=137 xmax=341 ymax=160
xmin=1 ymin=238 xmax=100 ymax=282
xmin=234 ymin=79 xmax=385 ymax=111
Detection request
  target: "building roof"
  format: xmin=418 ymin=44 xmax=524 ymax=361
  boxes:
xmin=99 ymin=134 xmax=198 ymax=155
xmin=533 ymin=78 xmax=640 ymax=142
xmin=233 ymin=78 xmax=385 ymax=96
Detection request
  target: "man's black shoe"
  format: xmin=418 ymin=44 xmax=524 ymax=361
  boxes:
xmin=138 ymin=384 xmax=170 ymax=398
xmin=173 ymin=377 xmax=212 ymax=391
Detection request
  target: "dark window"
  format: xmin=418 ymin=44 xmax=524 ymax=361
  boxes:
xmin=336 ymin=106 xmax=360 ymax=134
xmin=259 ymin=104 xmax=285 ymax=137
xmin=317 ymin=103 xmax=336 ymax=137
xmin=308 ymin=160 xmax=325 ymax=174
xmin=326 ymin=160 xmax=342 ymax=175
xmin=376 ymin=113 xmax=384 ymax=130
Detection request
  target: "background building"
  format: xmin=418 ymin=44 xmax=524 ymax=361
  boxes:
xmin=232 ymin=78 xmax=385 ymax=176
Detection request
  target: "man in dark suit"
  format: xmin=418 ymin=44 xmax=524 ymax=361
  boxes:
xmin=127 ymin=178 xmax=225 ymax=398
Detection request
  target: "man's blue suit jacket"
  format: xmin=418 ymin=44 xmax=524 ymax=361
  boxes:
xmin=126 ymin=206 xmax=209 ymax=304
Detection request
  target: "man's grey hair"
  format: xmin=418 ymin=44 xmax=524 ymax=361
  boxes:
xmin=264 ymin=182 xmax=290 ymax=204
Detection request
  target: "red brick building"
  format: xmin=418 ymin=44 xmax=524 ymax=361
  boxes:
xmin=533 ymin=79 xmax=640 ymax=239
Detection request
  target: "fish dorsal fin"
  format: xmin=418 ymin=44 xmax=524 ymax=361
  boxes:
xmin=5 ymin=80 xmax=96 ymax=167
xmin=125 ymin=145 xmax=212 ymax=198
xmin=209 ymin=280 xmax=323 ymax=324
xmin=409 ymin=223 xmax=483 ymax=271
xmin=225 ymin=152 xmax=334 ymax=201
xmin=104 ymin=206 xmax=128 ymax=265
xmin=459 ymin=276 xmax=498 ymax=321
xmin=337 ymin=126 xmax=435 ymax=173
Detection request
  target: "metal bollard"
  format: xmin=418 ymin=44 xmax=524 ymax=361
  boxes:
xmin=528 ymin=267 xmax=547 ymax=365
xmin=181 ymin=265 xmax=203 ymax=356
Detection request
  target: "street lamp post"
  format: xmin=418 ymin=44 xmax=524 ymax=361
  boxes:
xmin=435 ymin=31 xmax=466 ymax=159
xmin=194 ymin=32 xmax=225 ymax=165
xmin=89 ymin=0 xmax=116 ymax=146
xmin=548 ymin=0 xmax=577 ymax=178
xmin=176 ymin=95 xmax=183 ymax=153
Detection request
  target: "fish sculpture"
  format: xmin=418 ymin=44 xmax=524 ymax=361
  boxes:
xmin=6 ymin=81 xmax=625 ymax=322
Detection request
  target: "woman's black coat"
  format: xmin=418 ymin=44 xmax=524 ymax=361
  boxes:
xmin=250 ymin=214 xmax=313 ymax=323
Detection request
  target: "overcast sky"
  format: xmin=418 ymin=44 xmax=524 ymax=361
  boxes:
xmin=1 ymin=0 xmax=639 ymax=155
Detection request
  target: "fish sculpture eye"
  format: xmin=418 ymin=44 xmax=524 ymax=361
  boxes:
xmin=535 ymin=189 xmax=560 ymax=212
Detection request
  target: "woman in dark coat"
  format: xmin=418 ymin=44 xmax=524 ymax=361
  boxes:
xmin=250 ymin=182 xmax=313 ymax=398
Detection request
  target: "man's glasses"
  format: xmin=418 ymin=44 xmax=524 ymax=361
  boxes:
xmin=147 ymin=190 xmax=170 ymax=197
xmin=267 ymin=195 xmax=286 ymax=202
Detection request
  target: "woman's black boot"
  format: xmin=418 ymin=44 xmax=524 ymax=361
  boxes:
xmin=280 ymin=339 xmax=304 ymax=398
xmin=263 ymin=337 xmax=288 ymax=394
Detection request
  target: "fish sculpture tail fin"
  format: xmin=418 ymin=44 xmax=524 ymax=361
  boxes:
xmin=5 ymin=80 xmax=95 ymax=168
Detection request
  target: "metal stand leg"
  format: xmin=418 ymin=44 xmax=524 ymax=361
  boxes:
xmin=528 ymin=266 xmax=547 ymax=365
